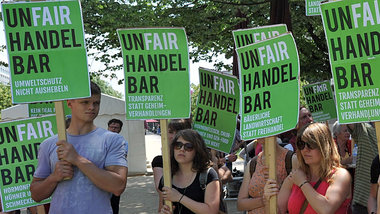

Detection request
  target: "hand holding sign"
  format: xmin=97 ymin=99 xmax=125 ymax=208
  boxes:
xmin=52 ymin=160 xmax=74 ymax=182
xmin=56 ymin=140 xmax=79 ymax=165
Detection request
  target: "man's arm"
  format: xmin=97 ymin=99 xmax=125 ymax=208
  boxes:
xmin=57 ymin=140 xmax=127 ymax=196
xmin=30 ymin=160 xmax=74 ymax=202
xmin=368 ymin=183 xmax=378 ymax=214
xmin=76 ymin=157 xmax=127 ymax=196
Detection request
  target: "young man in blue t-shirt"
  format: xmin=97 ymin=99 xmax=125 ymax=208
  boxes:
xmin=30 ymin=82 xmax=128 ymax=214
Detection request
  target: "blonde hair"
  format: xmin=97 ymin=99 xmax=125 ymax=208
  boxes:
xmin=296 ymin=123 xmax=341 ymax=183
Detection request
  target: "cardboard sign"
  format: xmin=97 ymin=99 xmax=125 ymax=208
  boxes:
xmin=0 ymin=116 xmax=56 ymax=212
xmin=117 ymin=28 xmax=190 ymax=120
xmin=306 ymin=0 xmax=322 ymax=16
xmin=1 ymin=0 xmax=90 ymax=103
xmin=233 ymin=24 xmax=288 ymax=48
xmin=303 ymin=80 xmax=337 ymax=121
xmin=237 ymin=33 xmax=300 ymax=140
xmin=193 ymin=68 xmax=239 ymax=153
xmin=321 ymin=0 xmax=380 ymax=123
xmin=28 ymin=101 xmax=71 ymax=117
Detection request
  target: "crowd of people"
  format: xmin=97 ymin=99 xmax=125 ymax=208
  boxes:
xmin=153 ymin=106 xmax=378 ymax=214
xmin=0 ymin=83 xmax=378 ymax=214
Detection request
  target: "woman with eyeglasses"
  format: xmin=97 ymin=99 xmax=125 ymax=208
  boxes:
xmin=152 ymin=119 xmax=192 ymax=211
xmin=264 ymin=123 xmax=352 ymax=214
xmin=159 ymin=129 xmax=220 ymax=214
xmin=332 ymin=121 xmax=353 ymax=166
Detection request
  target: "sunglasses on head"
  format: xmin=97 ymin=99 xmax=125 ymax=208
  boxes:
xmin=174 ymin=141 xmax=194 ymax=152
xmin=297 ymin=140 xmax=318 ymax=150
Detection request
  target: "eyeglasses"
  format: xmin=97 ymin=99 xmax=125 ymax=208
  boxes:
xmin=296 ymin=140 xmax=318 ymax=150
xmin=174 ymin=141 xmax=194 ymax=152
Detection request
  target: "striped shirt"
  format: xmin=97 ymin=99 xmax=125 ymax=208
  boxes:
xmin=349 ymin=123 xmax=378 ymax=207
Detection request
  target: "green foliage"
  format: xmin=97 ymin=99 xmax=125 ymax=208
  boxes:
xmin=290 ymin=1 xmax=331 ymax=82
xmin=90 ymin=75 xmax=123 ymax=99
xmin=81 ymin=0 xmax=270 ymax=73
xmin=81 ymin=0 xmax=331 ymax=83
xmin=0 ymin=84 xmax=13 ymax=120
xmin=190 ymin=83 xmax=200 ymax=121
xmin=299 ymin=79 xmax=309 ymax=107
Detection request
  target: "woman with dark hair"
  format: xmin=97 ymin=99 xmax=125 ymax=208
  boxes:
xmin=152 ymin=119 xmax=192 ymax=211
xmin=264 ymin=123 xmax=352 ymax=214
xmin=159 ymin=129 xmax=220 ymax=214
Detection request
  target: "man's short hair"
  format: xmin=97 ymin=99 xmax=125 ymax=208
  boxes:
xmin=91 ymin=81 xmax=101 ymax=95
xmin=108 ymin=118 xmax=123 ymax=129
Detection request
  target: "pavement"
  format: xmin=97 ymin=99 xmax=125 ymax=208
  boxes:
xmin=117 ymin=132 xmax=244 ymax=214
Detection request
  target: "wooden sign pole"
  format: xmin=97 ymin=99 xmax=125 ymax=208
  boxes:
xmin=264 ymin=136 xmax=277 ymax=214
xmin=54 ymin=101 xmax=71 ymax=184
xmin=54 ymin=101 xmax=67 ymax=141
xmin=160 ymin=119 xmax=173 ymax=211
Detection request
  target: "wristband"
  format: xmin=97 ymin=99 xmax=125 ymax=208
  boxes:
xmin=299 ymin=180 xmax=308 ymax=188
xmin=179 ymin=194 xmax=185 ymax=204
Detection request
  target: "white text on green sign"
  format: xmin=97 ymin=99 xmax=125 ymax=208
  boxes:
xmin=118 ymin=28 xmax=190 ymax=119
xmin=1 ymin=0 xmax=90 ymax=103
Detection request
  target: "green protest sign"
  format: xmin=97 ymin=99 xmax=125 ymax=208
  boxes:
xmin=1 ymin=0 xmax=90 ymax=103
xmin=232 ymin=24 xmax=288 ymax=48
xmin=306 ymin=0 xmax=322 ymax=16
xmin=0 ymin=116 xmax=56 ymax=212
xmin=321 ymin=0 xmax=380 ymax=123
xmin=303 ymin=80 xmax=337 ymax=122
xmin=28 ymin=101 xmax=71 ymax=117
xmin=237 ymin=33 xmax=300 ymax=140
xmin=117 ymin=28 xmax=190 ymax=120
xmin=193 ymin=68 xmax=239 ymax=153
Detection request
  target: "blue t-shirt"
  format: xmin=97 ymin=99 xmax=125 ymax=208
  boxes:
xmin=34 ymin=128 xmax=127 ymax=214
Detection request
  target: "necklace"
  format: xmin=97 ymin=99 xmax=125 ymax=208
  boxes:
xmin=178 ymin=187 xmax=188 ymax=214
xmin=176 ymin=172 xmax=195 ymax=214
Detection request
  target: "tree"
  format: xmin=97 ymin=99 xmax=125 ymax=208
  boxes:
xmin=0 ymin=84 xmax=13 ymax=120
xmin=81 ymin=0 xmax=331 ymax=83
xmin=190 ymin=83 xmax=200 ymax=121
xmin=90 ymin=75 xmax=123 ymax=99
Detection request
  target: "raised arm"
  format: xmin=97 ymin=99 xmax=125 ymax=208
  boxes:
xmin=237 ymin=159 xmax=266 ymax=211
xmin=368 ymin=183 xmax=378 ymax=214
xmin=184 ymin=179 xmax=220 ymax=213
xmin=30 ymin=160 xmax=74 ymax=202
xmin=57 ymin=140 xmax=127 ymax=196
xmin=277 ymin=176 xmax=293 ymax=214
xmin=161 ymin=179 xmax=220 ymax=214
xmin=298 ymin=168 xmax=351 ymax=214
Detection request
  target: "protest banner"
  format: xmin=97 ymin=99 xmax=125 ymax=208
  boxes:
xmin=117 ymin=27 xmax=190 ymax=211
xmin=237 ymin=32 xmax=300 ymax=214
xmin=117 ymin=27 xmax=190 ymax=120
xmin=0 ymin=116 xmax=56 ymax=212
xmin=232 ymin=24 xmax=288 ymax=48
xmin=236 ymin=32 xmax=300 ymax=141
xmin=193 ymin=68 xmax=239 ymax=153
xmin=303 ymin=80 xmax=337 ymax=122
xmin=1 ymin=0 xmax=91 ymax=103
xmin=306 ymin=0 xmax=322 ymax=16
xmin=28 ymin=101 xmax=71 ymax=117
xmin=321 ymin=0 xmax=380 ymax=124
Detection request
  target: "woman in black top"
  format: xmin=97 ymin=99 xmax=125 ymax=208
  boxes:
xmin=159 ymin=129 xmax=220 ymax=214
xmin=153 ymin=119 xmax=192 ymax=211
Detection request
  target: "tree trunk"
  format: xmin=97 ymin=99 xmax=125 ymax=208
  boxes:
xmin=232 ymin=9 xmax=248 ymax=79
xmin=270 ymin=0 xmax=292 ymax=31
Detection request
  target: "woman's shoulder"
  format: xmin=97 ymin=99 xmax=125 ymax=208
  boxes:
xmin=152 ymin=155 xmax=163 ymax=168
xmin=202 ymin=167 xmax=219 ymax=184
xmin=331 ymin=167 xmax=351 ymax=184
